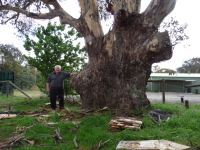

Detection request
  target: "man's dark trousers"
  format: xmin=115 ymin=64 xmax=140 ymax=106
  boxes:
xmin=50 ymin=87 xmax=64 ymax=110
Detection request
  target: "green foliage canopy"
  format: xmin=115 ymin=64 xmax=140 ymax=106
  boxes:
xmin=24 ymin=23 xmax=86 ymax=78
xmin=24 ymin=23 xmax=86 ymax=92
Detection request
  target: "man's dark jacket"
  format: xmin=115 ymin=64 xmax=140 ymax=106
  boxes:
xmin=48 ymin=71 xmax=70 ymax=89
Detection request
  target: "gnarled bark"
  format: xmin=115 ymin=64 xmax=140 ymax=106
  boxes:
xmin=71 ymin=0 xmax=176 ymax=115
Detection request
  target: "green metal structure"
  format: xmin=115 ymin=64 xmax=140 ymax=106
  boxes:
xmin=147 ymin=73 xmax=200 ymax=94
xmin=0 ymin=71 xmax=14 ymax=94
xmin=0 ymin=71 xmax=14 ymax=81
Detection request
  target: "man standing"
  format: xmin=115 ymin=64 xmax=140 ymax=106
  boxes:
xmin=47 ymin=65 xmax=70 ymax=110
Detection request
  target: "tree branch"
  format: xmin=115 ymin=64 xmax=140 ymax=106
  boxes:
xmin=4 ymin=13 xmax=19 ymax=24
xmin=41 ymin=0 xmax=60 ymax=9
xmin=58 ymin=10 xmax=81 ymax=31
xmin=45 ymin=4 xmax=53 ymax=11
xmin=0 ymin=4 xmax=59 ymax=20
xmin=147 ymin=31 xmax=172 ymax=63
xmin=78 ymin=0 xmax=103 ymax=37
xmin=143 ymin=0 xmax=176 ymax=28
xmin=41 ymin=0 xmax=82 ymax=35
xmin=0 ymin=1 xmax=83 ymax=36
xmin=22 ymin=0 xmax=35 ymax=9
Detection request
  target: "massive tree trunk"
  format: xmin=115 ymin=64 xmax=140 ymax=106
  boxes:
xmin=71 ymin=0 xmax=176 ymax=115
xmin=0 ymin=0 xmax=176 ymax=115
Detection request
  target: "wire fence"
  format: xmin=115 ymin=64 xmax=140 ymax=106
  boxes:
xmin=0 ymin=81 xmax=31 ymax=99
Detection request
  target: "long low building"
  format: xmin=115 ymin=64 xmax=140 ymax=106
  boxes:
xmin=147 ymin=73 xmax=200 ymax=93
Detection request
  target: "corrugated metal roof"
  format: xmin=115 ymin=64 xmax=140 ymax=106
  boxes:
xmin=150 ymin=73 xmax=200 ymax=78
xmin=148 ymin=79 xmax=195 ymax=82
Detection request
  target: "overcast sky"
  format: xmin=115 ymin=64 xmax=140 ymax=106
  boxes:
xmin=0 ymin=0 xmax=199 ymax=70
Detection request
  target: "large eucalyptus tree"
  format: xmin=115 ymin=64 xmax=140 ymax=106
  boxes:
xmin=0 ymin=0 xmax=176 ymax=114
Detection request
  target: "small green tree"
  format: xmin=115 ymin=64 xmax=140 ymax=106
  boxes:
xmin=24 ymin=23 xmax=86 ymax=93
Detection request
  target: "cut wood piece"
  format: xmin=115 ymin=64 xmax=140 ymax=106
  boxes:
xmin=124 ymin=125 xmax=140 ymax=130
xmin=117 ymin=118 xmax=142 ymax=124
xmin=0 ymin=114 xmax=17 ymax=119
xmin=45 ymin=102 xmax=50 ymax=105
xmin=116 ymin=140 xmax=190 ymax=150
xmin=47 ymin=122 xmax=58 ymax=125
xmin=40 ymin=114 xmax=50 ymax=117
xmin=109 ymin=117 xmax=142 ymax=130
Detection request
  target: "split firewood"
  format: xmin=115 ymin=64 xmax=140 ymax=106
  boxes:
xmin=117 ymin=118 xmax=142 ymax=124
xmin=109 ymin=117 xmax=142 ymax=130
xmin=124 ymin=125 xmax=141 ymax=130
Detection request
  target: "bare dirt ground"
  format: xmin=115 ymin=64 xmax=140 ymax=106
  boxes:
xmin=147 ymin=92 xmax=200 ymax=104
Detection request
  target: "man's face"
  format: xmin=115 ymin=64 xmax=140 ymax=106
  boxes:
xmin=54 ymin=67 xmax=61 ymax=73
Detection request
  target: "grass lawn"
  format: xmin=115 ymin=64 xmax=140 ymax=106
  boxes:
xmin=0 ymin=92 xmax=200 ymax=149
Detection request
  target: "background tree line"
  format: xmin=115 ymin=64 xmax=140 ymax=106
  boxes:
xmin=153 ymin=57 xmax=200 ymax=74
xmin=0 ymin=44 xmax=35 ymax=89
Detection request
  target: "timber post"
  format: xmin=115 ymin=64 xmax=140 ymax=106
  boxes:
xmin=185 ymin=100 xmax=189 ymax=109
xmin=8 ymin=81 xmax=32 ymax=99
xmin=162 ymin=79 xmax=166 ymax=103
xmin=181 ymin=96 xmax=184 ymax=103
